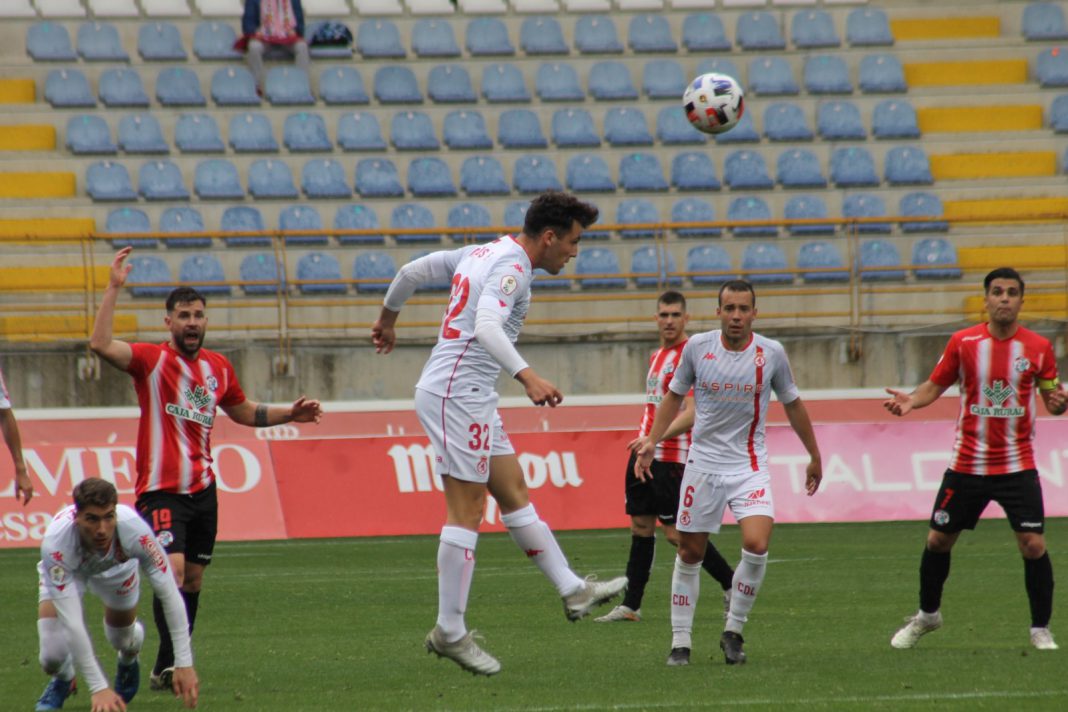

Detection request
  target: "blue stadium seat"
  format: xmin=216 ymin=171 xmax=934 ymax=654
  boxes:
xmin=460 ymin=156 xmax=509 ymax=195
xmin=302 ymin=158 xmax=350 ymax=198
xmin=412 ymin=19 xmax=460 ymax=58
xmin=714 ymin=111 xmax=760 ymax=145
xmin=777 ymin=148 xmax=826 ymax=188
xmin=1038 ymin=47 xmax=1068 ymax=86
xmin=632 ymin=245 xmax=682 ymax=288
xmin=764 ymin=102 xmax=813 ymax=141
xmin=728 ymin=196 xmax=777 ymax=237
xmin=657 ymin=106 xmax=708 ymax=145
xmin=428 ymin=64 xmax=477 ymax=103
xmin=391 ymin=111 xmax=439 ymax=150
xmin=179 ymin=254 xmax=230 ymax=295
xmin=139 ymin=22 xmax=186 ymax=61
xmin=620 ymin=153 xmax=668 ymax=192
xmin=859 ymin=54 xmax=907 ymax=93
xmin=77 ymin=22 xmax=128 ymax=61
xmin=161 ymin=206 xmax=209 ymax=248
xmin=119 ymin=119 xmax=170 ymax=159
xmin=374 ymin=66 xmax=422 ymax=104
xmin=447 ymin=202 xmax=495 ymax=242
xmin=353 ymin=251 xmax=397 ymax=293
xmin=843 ymin=193 xmax=891 ymax=233
xmin=576 ymin=247 xmax=627 ymax=289
xmin=830 ymin=146 xmax=879 ymax=187
xmin=817 ymin=101 xmax=866 ymax=140
xmin=682 ymin=13 xmax=731 ymax=52
xmin=535 ymin=63 xmax=584 ymax=102
xmin=357 ymin=19 xmax=405 ymax=59
xmin=804 ymin=55 xmax=852 ymax=94
xmin=284 ymin=112 xmax=331 ymax=152
xmin=737 ymin=12 xmax=786 ymax=50
xmin=193 ymin=22 xmax=242 ymax=60
xmin=532 ymin=265 xmax=572 ymax=290
xmin=687 ymin=244 xmax=733 ymax=285
xmin=575 ymin=16 xmax=623 ymax=54
xmin=912 ymin=238 xmax=961 ymax=279
xmin=105 ymin=207 xmax=156 ymax=249
xmin=194 ymin=158 xmax=244 ymax=199
xmin=672 ymin=152 xmax=720 ymax=191
xmin=1051 ymin=94 xmax=1068 ymax=131
xmin=743 ymin=242 xmax=792 ymax=284
xmin=319 ymin=67 xmax=369 ymax=105
xmin=629 ymin=15 xmax=677 ymax=53
xmin=642 ymin=60 xmax=686 ymax=99
xmin=99 ymin=68 xmax=150 ymax=107
xmin=266 ymin=67 xmax=314 ymax=105
xmin=240 ymin=253 xmax=283 ymax=295
xmin=221 ymin=205 xmax=269 ymax=247
xmin=392 ymin=203 xmax=439 ymax=244
xmin=784 ymin=195 xmax=834 ymax=236
xmin=792 ymin=10 xmax=840 ymax=49
xmin=211 ymin=66 xmax=260 ymax=106
xmin=617 ymin=198 xmax=659 ymax=239
xmin=408 ymin=157 xmax=457 ymax=197
xmin=748 ymin=57 xmax=799 ymax=95
xmin=858 ymin=239 xmax=905 ymax=281
xmin=872 ymin=99 xmax=920 ymax=138
xmin=520 ymin=17 xmax=568 ymax=55
xmin=338 ymin=111 xmax=386 ymax=151
xmin=127 ymin=255 xmax=173 ymax=297
xmin=87 ymin=161 xmax=136 ymax=201
xmin=229 ymin=112 xmax=278 ymax=152
xmin=444 ymin=110 xmax=492 ymax=149
xmin=514 ymin=155 xmax=562 ymax=193
xmin=589 ymin=61 xmax=638 ymax=100
xmin=552 ymin=109 xmax=600 ymax=147
xmin=27 ymin=22 xmax=77 ymax=61
xmin=900 ymin=191 xmax=948 ymax=232
xmin=46 ymin=69 xmax=95 ymax=108
xmin=138 ymin=160 xmax=189 ymax=200
xmin=334 ymin=204 xmax=383 ymax=245
xmin=696 ymin=56 xmax=740 ymax=81
xmin=481 ymin=63 xmax=530 ymax=102
xmin=175 ymin=114 xmax=224 ymax=153
xmin=673 ymin=197 xmax=721 ymax=238
xmin=355 ymin=158 xmax=404 ymax=197
xmin=499 ymin=110 xmax=547 ymax=148
xmin=67 ymin=115 xmax=116 ymax=155
xmin=724 ymin=150 xmax=774 ymax=190
xmin=566 ymin=154 xmax=615 ymax=192
xmin=1023 ymin=3 xmax=1068 ymax=41
xmin=885 ymin=146 xmax=933 ymax=185
xmin=846 ymin=8 xmax=894 ymax=46
xmin=467 ymin=17 xmax=514 ymax=56
xmin=504 ymin=200 xmax=529 ymax=229
xmin=308 ymin=21 xmax=351 ymax=59
xmin=798 ymin=240 xmax=847 ymax=282
xmin=156 ymin=67 xmax=205 ymax=106
xmin=249 ymin=159 xmax=298 ymax=199
xmin=279 ymin=205 xmax=327 ymax=245
xmin=604 ymin=108 xmax=653 ymax=146
xmin=296 ymin=252 xmax=346 ymax=294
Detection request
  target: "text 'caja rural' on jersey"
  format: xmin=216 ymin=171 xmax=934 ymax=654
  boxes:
xmin=669 ymin=330 xmax=799 ymax=475
xmin=639 ymin=341 xmax=691 ymax=464
xmin=929 ymin=322 xmax=1058 ymax=475
xmin=127 ymin=342 xmax=246 ymax=496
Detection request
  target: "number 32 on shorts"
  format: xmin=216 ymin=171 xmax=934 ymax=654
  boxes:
xmin=468 ymin=423 xmax=491 ymax=451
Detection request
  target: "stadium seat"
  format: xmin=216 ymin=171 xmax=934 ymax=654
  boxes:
xmin=672 ymin=197 xmax=720 ymax=238
xmin=279 ymin=205 xmax=327 ymax=245
xmin=353 ymin=251 xmax=397 ymax=293
xmin=179 ymin=254 xmax=230 ymax=295
xmin=817 ymin=100 xmax=866 ymax=140
xmin=804 ymin=55 xmax=852 ymax=94
xmin=1023 ymin=2 xmax=1068 ymax=41
xmin=127 ymin=255 xmax=173 ymax=297
xmin=221 ymin=205 xmax=269 ymax=247
xmin=444 ymin=110 xmax=492 ymax=149
xmin=1038 ymin=47 xmax=1068 ymax=86
xmin=1051 ymin=94 xmax=1068 ymax=131
xmin=737 ymin=12 xmax=786 ymax=50
xmin=460 ymin=156 xmax=509 ymax=195
xmin=302 ymin=158 xmax=350 ymax=198
xmin=428 ymin=65 xmax=477 ymax=103
xmin=671 ymin=152 xmax=720 ymax=191
xmin=467 ymin=17 xmax=514 ymax=55
xmin=87 ymin=161 xmax=136 ymax=201
xmin=642 ymin=60 xmax=686 ymax=100
xmin=742 ymin=242 xmax=792 ymax=284
xmin=696 ymin=55 xmax=741 ymax=80
xmin=504 ymin=200 xmax=530 ymax=229
xmin=295 ymin=252 xmax=346 ymax=294
xmin=858 ymin=239 xmax=905 ymax=281
xmin=67 ymin=115 xmax=116 ymax=155
xmin=99 ymin=68 xmax=150 ymax=107
xmin=391 ymin=111 xmax=440 ymax=150
xmin=228 ymin=112 xmax=277 ymax=152
xmin=356 ymin=158 xmax=404 ymax=197
xmin=871 ymin=99 xmax=920 ymax=139
xmin=319 ymin=67 xmax=369 ymax=105
xmin=481 ymin=63 xmax=531 ymax=102
xmin=724 ymin=150 xmax=774 ymax=190
xmin=334 ymin=204 xmax=383 ymax=245
xmin=447 ymin=202 xmax=495 ymax=242
xmin=105 ymin=207 xmax=156 ymax=249
xmin=900 ymin=191 xmax=948 ymax=233
xmin=138 ymin=22 xmax=186 ymax=61
xmin=714 ymin=111 xmax=761 ymax=145
xmin=118 ymin=114 xmax=167 ymax=154
xmin=194 ymin=158 xmax=244 ymax=199
xmin=784 ymin=195 xmax=834 ymax=236
xmin=617 ymin=198 xmax=659 ymax=238
xmin=830 ymin=146 xmax=879 ymax=187
xmin=266 ymin=67 xmax=314 ymax=105
xmin=374 ymin=66 xmax=423 ymax=103
xmin=27 ymin=22 xmax=77 ymax=61
xmin=240 ymin=253 xmax=283 ymax=295
xmin=632 ymin=245 xmax=681 ymax=287
xmin=175 ymin=114 xmax=224 ymax=153
xmin=520 ymin=17 xmax=568 ymax=55
xmin=657 ymin=106 xmax=707 ymax=145
xmin=552 ymin=109 xmax=600 ymax=147
xmin=536 ymin=63 xmax=585 ymax=101
xmin=77 ymin=21 xmax=128 ymax=61
xmin=682 ymin=13 xmax=731 ymax=52
xmin=843 ymin=193 xmax=891 ymax=233
xmin=248 ymin=159 xmax=297 ymax=199
xmin=859 ymin=54 xmax=907 ymax=93
xmin=412 ymin=18 xmax=461 ymax=57
xmin=687 ymin=244 xmax=733 ymax=285
xmin=156 ymin=67 xmax=206 ymax=107
xmin=797 ymin=240 xmax=847 ymax=282
xmin=748 ymin=57 xmax=799 ymax=95
xmin=885 ymin=146 xmax=932 ymax=185
xmin=589 ymin=61 xmax=638 ymax=100
xmin=408 ymin=157 xmax=457 ymax=197
xmin=513 ymin=155 xmax=562 ymax=193
xmin=211 ymin=66 xmax=260 ymax=106
xmin=193 ymin=22 xmax=242 ymax=60
xmin=728 ymin=196 xmax=777 ymax=237
xmin=846 ymin=7 xmax=893 ymax=46
xmin=566 ymin=154 xmax=615 ymax=192
xmin=138 ymin=159 xmax=188 ymax=200
xmin=283 ymin=112 xmax=331 ymax=152
xmin=628 ymin=15 xmax=677 ymax=52
xmin=764 ymin=102 xmax=814 ymax=141
xmin=575 ymin=15 xmax=623 ymax=54
xmin=497 ymin=109 xmax=546 ymax=148
xmin=357 ymin=19 xmax=405 ymax=59
xmin=604 ymin=108 xmax=653 ymax=146
xmin=338 ymin=112 xmax=387 ymax=151
xmin=161 ymin=206 xmax=210 ymax=248
xmin=619 ymin=153 xmax=668 ymax=191
xmin=576 ymin=247 xmax=627 ymax=289
xmin=911 ymin=238 xmax=961 ymax=279
xmin=392 ymin=203 xmax=439 ymax=244
xmin=792 ymin=9 xmax=839 ymax=48
xmin=777 ymin=148 xmax=827 ymax=188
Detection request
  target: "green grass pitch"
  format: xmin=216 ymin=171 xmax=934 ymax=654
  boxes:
xmin=2 ymin=520 xmax=1066 ymax=711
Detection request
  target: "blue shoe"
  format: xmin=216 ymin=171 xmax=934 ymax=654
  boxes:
xmin=115 ymin=657 xmax=140 ymax=703
xmin=35 ymin=677 xmax=75 ymax=711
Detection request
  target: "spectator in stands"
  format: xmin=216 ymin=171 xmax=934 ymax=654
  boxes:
xmin=1 ymin=363 xmax=32 ymax=506
xmin=237 ymin=0 xmax=310 ymax=94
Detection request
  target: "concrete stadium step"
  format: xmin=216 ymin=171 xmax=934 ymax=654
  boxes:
xmin=0 ymin=79 xmax=35 ymax=105
xmin=891 ymin=16 xmax=1001 ymax=42
xmin=904 ymin=59 xmax=1028 ymax=87
xmin=917 ymin=105 xmax=1043 ymax=133
xmin=943 ymin=196 xmax=1068 ymax=224
xmin=0 ymin=125 xmax=57 ymax=151
xmin=0 ymin=171 xmax=76 ymax=198
xmin=0 ymin=217 xmax=96 ymax=240
xmin=930 ymin=151 xmax=1056 ymax=180
xmin=0 ymin=314 xmax=137 ymax=343
xmin=0 ymin=265 xmax=109 ymax=291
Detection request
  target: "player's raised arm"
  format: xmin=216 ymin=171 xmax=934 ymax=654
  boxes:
xmin=374 ymin=249 xmax=466 ymax=354
xmin=90 ymin=247 xmax=135 ymax=371
xmin=222 ymin=396 xmax=322 ymax=428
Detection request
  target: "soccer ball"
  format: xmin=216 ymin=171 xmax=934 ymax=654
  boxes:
xmin=682 ymin=73 xmax=745 ymax=135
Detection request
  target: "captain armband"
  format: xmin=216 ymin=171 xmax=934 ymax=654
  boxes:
xmin=254 ymin=404 xmax=269 ymax=427
xmin=1037 ymin=377 xmax=1060 ymax=391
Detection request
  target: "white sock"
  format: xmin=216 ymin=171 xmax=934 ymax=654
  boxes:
xmin=501 ymin=504 xmax=583 ymax=597
xmin=726 ymin=549 xmax=768 ymax=635
xmin=670 ymin=555 xmax=702 ymax=650
xmin=436 ymin=526 xmax=478 ymax=643
xmin=37 ymin=618 xmax=74 ymax=681
xmin=105 ymin=620 xmax=145 ymax=663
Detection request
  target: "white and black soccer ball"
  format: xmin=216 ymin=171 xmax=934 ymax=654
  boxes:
xmin=682 ymin=73 xmax=745 ymax=135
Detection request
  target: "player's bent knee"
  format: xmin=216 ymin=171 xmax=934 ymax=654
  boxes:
xmin=37 ymin=619 xmax=69 ymax=672
xmin=105 ymin=620 xmax=144 ymax=656
xmin=1017 ymin=535 xmax=1047 ymax=559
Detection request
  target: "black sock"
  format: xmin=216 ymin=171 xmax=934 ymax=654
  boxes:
xmin=919 ymin=548 xmax=951 ymax=614
xmin=622 ymin=535 xmax=655 ymax=611
xmin=701 ymin=541 xmax=735 ymax=591
xmin=1024 ymin=552 xmax=1054 ymax=628
xmin=182 ymin=589 xmax=201 ymax=636
xmin=152 ymin=595 xmax=174 ymax=675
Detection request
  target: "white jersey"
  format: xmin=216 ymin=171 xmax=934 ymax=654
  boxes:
xmin=669 ymin=330 xmax=800 ymax=475
xmin=416 ymin=236 xmax=534 ymax=398
xmin=0 ymin=365 xmax=11 ymax=408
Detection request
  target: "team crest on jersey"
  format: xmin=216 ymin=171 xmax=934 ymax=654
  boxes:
xmin=49 ymin=564 xmax=68 ymax=588
xmin=500 ymin=274 xmax=519 ymax=296
xmin=663 ymin=363 xmax=675 ymax=375
xmin=679 ymin=510 xmax=691 ymax=527
xmin=477 ymin=455 xmax=489 ymax=475
xmin=754 ymin=355 xmax=766 ymax=368
xmin=1013 ymin=356 xmax=1031 ymax=373
xmin=206 ymin=375 xmax=219 ymax=391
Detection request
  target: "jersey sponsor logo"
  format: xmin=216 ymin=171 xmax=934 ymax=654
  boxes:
xmin=512 ymin=263 xmax=525 ymax=274
xmin=697 ymin=380 xmax=764 ymax=396
xmin=117 ymin=571 xmax=137 ymax=595
xmin=702 ymin=352 xmax=717 ymax=361
xmin=1013 ymin=356 xmax=1031 ymax=373
xmin=1019 ymin=521 xmax=1043 ymax=528
xmin=970 ymin=380 xmax=1024 ymax=417
xmin=184 ymin=384 xmax=213 ymax=411
xmin=139 ymin=534 xmax=168 ymax=573
xmin=961 ymin=334 xmax=985 ymax=342
xmin=165 ymin=403 xmax=215 ymax=427
xmin=500 ymin=274 xmax=519 ymax=296
xmin=932 ymin=509 xmax=950 ymax=526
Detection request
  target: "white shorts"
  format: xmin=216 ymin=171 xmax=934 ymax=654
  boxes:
xmin=676 ymin=467 xmax=774 ymax=534
xmin=37 ymin=559 xmax=141 ymax=611
xmin=415 ymin=388 xmax=515 ymax=484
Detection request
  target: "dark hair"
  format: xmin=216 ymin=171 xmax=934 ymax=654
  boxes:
xmin=658 ymin=290 xmax=687 ymax=311
xmin=718 ymin=279 xmax=756 ymax=306
xmin=73 ymin=478 xmax=118 ymax=511
xmin=166 ymin=287 xmax=207 ymax=312
xmin=984 ymin=267 xmax=1024 ymax=296
xmin=523 ymin=191 xmax=599 ymax=237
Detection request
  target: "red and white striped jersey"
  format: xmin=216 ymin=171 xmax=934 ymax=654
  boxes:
xmin=669 ymin=330 xmax=800 ymax=474
xmin=126 ymin=342 xmax=246 ymax=496
xmin=0 ymin=365 xmax=11 ymax=409
xmin=929 ymin=322 xmax=1057 ymax=475
xmin=638 ymin=341 xmax=690 ymax=464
